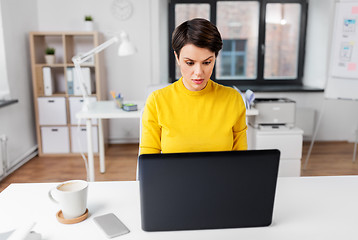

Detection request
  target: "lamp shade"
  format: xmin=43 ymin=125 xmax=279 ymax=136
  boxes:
xmin=118 ymin=32 xmax=137 ymax=56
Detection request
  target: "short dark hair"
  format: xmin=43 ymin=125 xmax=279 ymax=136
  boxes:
xmin=172 ymin=18 xmax=223 ymax=58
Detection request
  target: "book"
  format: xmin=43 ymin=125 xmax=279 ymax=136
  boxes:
xmin=43 ymin=67 xmax=54 ymax=96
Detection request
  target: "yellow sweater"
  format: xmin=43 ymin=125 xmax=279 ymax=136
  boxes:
xmin=140 ymin=78 xmax=247 ymax=154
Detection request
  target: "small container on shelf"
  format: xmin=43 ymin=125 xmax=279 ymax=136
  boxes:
xmin=123 ymin=103 xmax=137 ymax=111
xmin=111 ymin=91 xmax=123 ymax=109
xmin=114 ymin=97 xmax=123 ymax=109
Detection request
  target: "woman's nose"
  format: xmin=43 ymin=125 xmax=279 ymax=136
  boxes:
xmin=193 ymin=64 xmax=203 ymax=75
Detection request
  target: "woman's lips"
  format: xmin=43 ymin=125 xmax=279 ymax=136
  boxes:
xmin=192 ymin=79 xmax=204 ymax=85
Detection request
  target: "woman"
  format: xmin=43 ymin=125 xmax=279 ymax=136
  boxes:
xmin=140 ymin=18 xmax=247 ymax=154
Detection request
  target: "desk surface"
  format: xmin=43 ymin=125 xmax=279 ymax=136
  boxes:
xmin=1 ymin=176 xmax=358 ymax=239
xmin=76 ymin=100 xmax=258 ymax=119
xmin=76 ymin=101 xmax=145 ymax=119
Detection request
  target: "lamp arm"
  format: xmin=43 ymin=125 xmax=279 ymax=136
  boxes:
xmin=72 ymin=36 xmax=119 ymax=64
xmin=71 ymin=36 xmax=119 ymax=111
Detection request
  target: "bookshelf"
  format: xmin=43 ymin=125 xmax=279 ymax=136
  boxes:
xmin=29 ymin=31 xmax=105 ymax=156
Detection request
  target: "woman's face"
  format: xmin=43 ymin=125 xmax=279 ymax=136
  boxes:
xmin=175 ymin=44 xmax=216 ymax=91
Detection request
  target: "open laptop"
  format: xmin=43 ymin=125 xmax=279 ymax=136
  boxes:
xmin=138 ymin=149 xmax=280 ymax=232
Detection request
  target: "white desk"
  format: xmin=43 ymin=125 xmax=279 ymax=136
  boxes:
xmin=1 ymin=176 xmax=358 ymax=239
xmin=76 ymin=101 xmax=144 ymax=182
xmin=76 ymin=101 xmax=258 ymax=182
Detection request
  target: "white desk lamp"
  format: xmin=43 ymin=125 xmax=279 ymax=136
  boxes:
xmin=72 ymin=31 xmax=136 ymax=111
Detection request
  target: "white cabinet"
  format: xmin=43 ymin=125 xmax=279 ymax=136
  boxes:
xmin=70 ymin=126 xmax=98 ymax=153
xmin=69 ymin=97 xmax=97 ymax=125
xmin=248 ymin=125 xmax=303 ymax=177
xmin=38 ymin=97 xmax=67 ymax=125
xmin=41 ymin=127 xmax=70 ymax=153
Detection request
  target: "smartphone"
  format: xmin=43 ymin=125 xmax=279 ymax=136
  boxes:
xmin=93 ymin=213 xmax=130 ymax=238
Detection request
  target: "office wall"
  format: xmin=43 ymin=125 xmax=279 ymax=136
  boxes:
xmin=0 ymin=2 xmax=10 ymax=100
xmin=0 ymin=0 xmax=38 ymax=175
xmin=36 ymin=0 xmax=165 ymax=143
xmin=0 ymin=0 xmax=354 ymax=148
xmin=35 ymin=0 xmax=358 ymax=143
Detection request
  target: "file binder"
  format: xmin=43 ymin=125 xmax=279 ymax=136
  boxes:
xmin=43 ymin=67 xmax=54 ymax=96
xmin=73 ymin=67 xmax=92 ymax=96
xmin=66 ymin=67 xmax=74 ymax=95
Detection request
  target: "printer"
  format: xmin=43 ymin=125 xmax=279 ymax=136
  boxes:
xmin=248 ymin=98 xmax=296 ymax=128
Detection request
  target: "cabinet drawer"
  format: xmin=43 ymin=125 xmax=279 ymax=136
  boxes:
xmin=41 ymin=127 xmax=70 ymax=153
xmin=70 ymin=126 xmax=98 ymax=153
xmin=278 ymin=159 xmax=301 ymax=177
xmin=69 ymin=97 xmax=97 ymax=125
xmin=38 ymin=97 xmax=67 ymax=125
xmin=256 ymin=134 xmax=302 ymax=159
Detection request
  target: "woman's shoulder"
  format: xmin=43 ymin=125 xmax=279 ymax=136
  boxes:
xmin=146 ymin=82 xmax=176 ymax=104
xmin=212 ymin=81 xmax=241 ymax=98
xmin=151 ymin=82 xmax=176 ymax=97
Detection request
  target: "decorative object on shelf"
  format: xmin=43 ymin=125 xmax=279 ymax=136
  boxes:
xmin=72 ymin=31 xmax=137 ymax=111
xmin=84 ymin=15 xmax=94 ymax=31
xmin=111 ymin=0 xmax=133 ymax=21
xmin=45 ymin=47 xmax=55 ymax=64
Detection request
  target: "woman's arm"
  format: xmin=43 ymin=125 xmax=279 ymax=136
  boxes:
xmin=233 ymin=96 xmax=248 ymax=150
xmin=139 ymin=93 xmax=162 ymax=154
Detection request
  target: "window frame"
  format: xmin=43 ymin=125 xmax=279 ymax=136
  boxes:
xmin=168 ymin=0 xmax=308 ymax=87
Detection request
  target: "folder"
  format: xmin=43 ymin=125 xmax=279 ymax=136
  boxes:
xmin=74 ymin=67 xmax=92 ymax=96
xmin=66 ymin=67 xmax=74 ymax=95
xmin=43 ymin=67 xmax=54 ymax=96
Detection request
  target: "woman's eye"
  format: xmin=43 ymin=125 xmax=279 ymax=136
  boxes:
xmin=203 ymin=61 xmax=211 ymax=65
xmin=186 ymin=61 xmax=194 ymax=66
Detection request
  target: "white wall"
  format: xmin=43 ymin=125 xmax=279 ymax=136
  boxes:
xmin=0 ymin=1 xmax=10 ymax=99
xmin=0 ymin=0 xmax=38 ymax=172
xmin=35 ymin=0 xmax=358 ymax=143
xmin=1 ymin=0 xmax=356 ymax=149
xmin=36 ymin=0 xmax=166 ymax=143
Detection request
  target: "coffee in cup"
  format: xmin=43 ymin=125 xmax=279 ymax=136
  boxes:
xmin=48 ymin=180 xmax=88 ymax=219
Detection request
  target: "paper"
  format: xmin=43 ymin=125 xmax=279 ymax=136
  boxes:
xmin=348 ymin=62 xmax=357 ymax=71
xmin=352 ymin=6 xmax=358 ymax=14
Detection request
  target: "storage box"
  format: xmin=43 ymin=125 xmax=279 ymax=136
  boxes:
xmin=38 ymin=97 xmax=67 ymax=125
xmin=69 ymin=97 xmax=97 ymax=125
xmin=70 ymin=126 xmax=98 ymax=153
xmin=41 ymin=127 xmax=70 ymax=153
xmin=248 ymin=125 xmax=303 ymax=177
xmin=249 ymin=98 xmax=296 ymax=128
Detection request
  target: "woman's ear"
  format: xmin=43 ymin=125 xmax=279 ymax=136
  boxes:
xmin=174 ymin=51 xmax=180 ymax=65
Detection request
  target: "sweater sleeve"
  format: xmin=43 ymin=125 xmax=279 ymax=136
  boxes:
xmin=139 ymin=92 xmax=162 ymax=154
xmin=232 ymin=95 xmax=248 ymax=150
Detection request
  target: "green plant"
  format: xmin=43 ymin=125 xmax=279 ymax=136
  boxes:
xmin=85 ymin=15 xmax=93 ymax=21
xmin=45 ymin=47 xmax=55 ymax=55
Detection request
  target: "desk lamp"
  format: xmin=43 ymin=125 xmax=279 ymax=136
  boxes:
xmin=72 ymin=32 xmax=136 ymax=111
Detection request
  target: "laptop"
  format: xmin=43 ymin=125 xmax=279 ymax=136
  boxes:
xmin=138 ymin=149 xmax=280 ymax=232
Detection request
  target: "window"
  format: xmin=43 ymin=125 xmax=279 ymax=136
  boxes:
xmin=168 ymin=0 xmax=308 ymax=87
xmin=220 ymin=39 xmax=247 ymax=78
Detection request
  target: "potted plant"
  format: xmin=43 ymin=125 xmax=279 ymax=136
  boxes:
xmin=45 ymin=47 xmax=55 ymax=64
xmin=84 ymin=15 xmax=94 ymax=31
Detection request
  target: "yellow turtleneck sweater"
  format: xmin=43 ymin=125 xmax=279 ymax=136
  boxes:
xmin=140 ymin=78 xmax=247 ymax=154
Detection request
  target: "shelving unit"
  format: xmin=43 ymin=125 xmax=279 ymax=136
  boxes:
xmin=29 ymin=31 xmax=105 ymax=156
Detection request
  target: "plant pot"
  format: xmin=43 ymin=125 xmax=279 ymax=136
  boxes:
xmin=84 ymin=21 xmax=94 ymax=31
xmin=45 ymin=55 xmax=55 ymax=64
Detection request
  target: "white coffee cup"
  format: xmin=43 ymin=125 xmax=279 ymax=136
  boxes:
xmin=48 ymin=180 xmax=88 ymax=219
